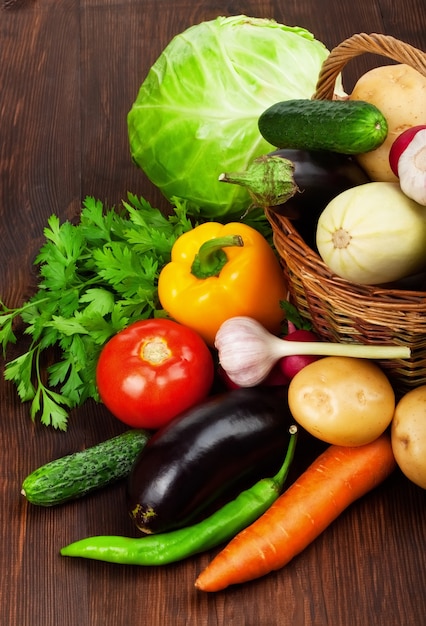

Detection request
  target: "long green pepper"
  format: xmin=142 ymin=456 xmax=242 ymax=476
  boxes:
xmin=60 ymin=425 xmax=298 ymax=565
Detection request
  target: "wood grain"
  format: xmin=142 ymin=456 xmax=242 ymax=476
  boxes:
xmin=1 ymin=2 xmax=425 ymax=625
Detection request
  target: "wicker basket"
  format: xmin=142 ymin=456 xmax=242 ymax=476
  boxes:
xmin=266 ymin=33 xmax=426 ymax=396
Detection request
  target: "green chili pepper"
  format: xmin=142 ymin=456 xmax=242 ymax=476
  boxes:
xmin=60 ymin=425 xmax=298 ymax=565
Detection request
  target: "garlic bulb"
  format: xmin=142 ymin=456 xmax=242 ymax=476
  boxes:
xmin=214 ymin=317 xmax=286 ymax=386
xmin=215 ymin=316 xmax=411 ymax=388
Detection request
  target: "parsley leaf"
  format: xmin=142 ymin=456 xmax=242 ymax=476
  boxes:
xmin=280 ymin=300 xmax=313 ymax=333
xmin=0 ymin=194 xmax=194 ymax=430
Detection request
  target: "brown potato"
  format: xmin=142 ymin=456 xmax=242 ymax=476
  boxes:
xmin=288 ymin=356 xmax=395 ymax=446
xmin=349 ymin=64 xmax=426 ymax=182
xmin=391 ymin=386 xmax=426 ymax=489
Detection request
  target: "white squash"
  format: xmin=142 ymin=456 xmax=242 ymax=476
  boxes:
xmin=316 ymin=182 xmax=426 ymax=285
xmin=349 ymin=64 xmax=426 ymax=182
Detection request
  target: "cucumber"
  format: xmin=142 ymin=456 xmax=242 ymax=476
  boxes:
xmin=21 ymin=429 xmax=150 ymax=506
xmin=258 ymin=99 xmax=388 ymax=155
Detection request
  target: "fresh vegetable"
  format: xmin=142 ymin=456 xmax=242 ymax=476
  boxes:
xmin=195 ymin=433 xmax=396 ymax=591
xmin=21 ymin=429 xmax=151 ymax=506
xmin=349 ymin=64 xmax=426 ymax=182
xmin=218 ymin=315 xmax=317 ymax=388
xmin=214 ymin=316 xmax=410 ymax=388
xmin=389 ymin=126 xmax=426 ymax=206
xmin=219 ymin=149 xmax=370 ymax=247
xmin=278 ymin=323 xmax=322 ymax=381
xmin=273 ymin=150 xmax=370 ymax=213
xmin=157 ymin=222 xmax=288 ymax=346
xmin=60 ymin=426 xmax=298 ymax=565
xmin=391 ymin=386 xmax=426 ymax=489
xmin=316 ymin=182 xmax=426 ymax=285
xmin=96 ymin=319 xmax=214 ymax=429
xmin=127 ymin=15 xmax=343 ymax=220
xmin=217 ymin=362 xmax=289 ymax=390
xmin=258 ymin=99 xmax=388 ymax=154
xmin=127 ymin=387 xmax=294 ymax=534
xmin=0 ymin=195 xmax=193 ymax=430
xmin=288 ymin=356 xmax=395 ymax=446
xmin=280 ymin=299 xmax=314 ymax=332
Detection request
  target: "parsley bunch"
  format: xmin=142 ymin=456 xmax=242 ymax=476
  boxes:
xmin=0 ymin=194 xmax=193 ymax=430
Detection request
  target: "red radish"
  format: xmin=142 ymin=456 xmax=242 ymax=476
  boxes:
xmin=278 ymin=323 xmax=322 ymax=380
xmin=389 ymin=125 xmax=426 ymax=206
xmin=217 ymin=363 xmax=289 ymax=389
xmin=263 ymin=362 xmax=290 ymax=386
xmin=217 ymin=365 xmax=241 ymax=390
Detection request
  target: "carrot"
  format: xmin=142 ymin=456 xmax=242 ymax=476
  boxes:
xmin=195 ymin=433 xmax=396 ymax=592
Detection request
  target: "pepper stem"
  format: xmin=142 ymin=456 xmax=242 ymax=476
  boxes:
xmin=272 ymin=425 xmax=298 ymax=488
xmin=191 ymin=235 xmax=244 ymax=279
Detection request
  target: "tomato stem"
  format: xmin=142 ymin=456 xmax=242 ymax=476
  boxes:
xmin=141 ymin=338 xmax=171 ymax=365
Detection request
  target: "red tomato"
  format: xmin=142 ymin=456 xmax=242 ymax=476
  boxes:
xmin=96 ymin=319 xmax=214 ymax=429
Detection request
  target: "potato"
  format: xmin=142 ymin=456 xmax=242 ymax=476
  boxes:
xmin=391 ymin=386 xmax=426 ymax=489
xmin=349 ymin=64 xmax=426 ymax=182
xmin=288 ymin=356 xmax=395 ymax=446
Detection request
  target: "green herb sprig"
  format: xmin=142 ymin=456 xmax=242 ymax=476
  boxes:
xmin=0 ymin=194 xmax=193 ymax=430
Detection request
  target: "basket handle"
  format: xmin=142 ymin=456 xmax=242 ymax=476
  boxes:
xmin=314 ymin=32 xmax=426 ymax=100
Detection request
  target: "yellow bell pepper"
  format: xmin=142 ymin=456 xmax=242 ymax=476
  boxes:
xmin=158 ymin=222 xmax=288 ymax=346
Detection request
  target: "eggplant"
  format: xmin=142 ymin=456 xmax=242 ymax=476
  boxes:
xmin=269 ymin=149 xmax=369 ymax=212
xmin=269 ymin=149 xmax=370 ymax=248
xmin=220 ymin=149 xmax=370 ymax=249
xmin=127 ymin=387 xmax=293 ymax=534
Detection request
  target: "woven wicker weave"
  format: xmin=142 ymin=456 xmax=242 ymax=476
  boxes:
xmin=266 ymin=33 xmax=426 ymax=396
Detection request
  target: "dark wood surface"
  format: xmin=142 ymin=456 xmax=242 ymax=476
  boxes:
xmin=1 ymin=2 xmax=425 ymax=625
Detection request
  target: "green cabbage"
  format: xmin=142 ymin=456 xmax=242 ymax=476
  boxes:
xmin=128 ymin=15 xmax=336 ymax=219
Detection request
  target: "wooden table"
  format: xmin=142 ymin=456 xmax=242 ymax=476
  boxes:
xmin=1 ymin=1 xmax=425 ymax=624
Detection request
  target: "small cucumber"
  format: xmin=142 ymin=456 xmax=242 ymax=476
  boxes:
xmin=258 ymin=99 xmax=388 ymax=154
xmin=21 ymin=429 xmax=150 ymax=506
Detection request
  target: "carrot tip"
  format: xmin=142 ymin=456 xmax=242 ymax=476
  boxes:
xmin=194 ymin=576 xmax=227 ymax=592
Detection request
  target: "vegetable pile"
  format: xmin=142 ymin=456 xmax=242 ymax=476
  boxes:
xmin=0 ymin=195 xmax=193 ymax=430
xmin=195 ymin=433 xmax=396 ymax=591
xmin=4 ymin=15 xmax=426 ymax=593
xmin=127 ymin=15 xmax=343 ymax=220
xmin=60 ymin=425 xmax=298 ymax=566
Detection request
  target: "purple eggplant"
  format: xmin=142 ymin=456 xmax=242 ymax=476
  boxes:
xmin=268 ymin=149 xmax=369 ymax=214
xmin=219 ymin=149 xmax=370 ymax=248
xmin=127 ymin=387 xmax=293 ymax=534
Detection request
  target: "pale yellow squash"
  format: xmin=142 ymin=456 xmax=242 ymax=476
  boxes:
xmin=316 ymin=182 xmax=426 ymax=285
